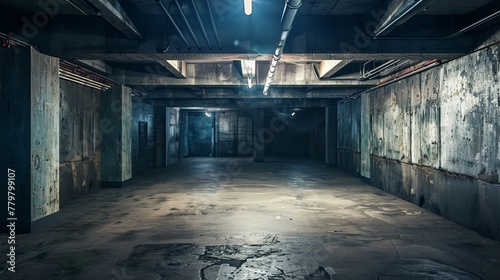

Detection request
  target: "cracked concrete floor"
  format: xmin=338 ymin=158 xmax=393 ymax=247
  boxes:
xmin=1 ymin=157 xmax=500 ymax=280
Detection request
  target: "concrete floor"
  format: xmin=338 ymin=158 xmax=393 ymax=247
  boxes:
xmin=1 ymin=158 xmax=500 ymax=280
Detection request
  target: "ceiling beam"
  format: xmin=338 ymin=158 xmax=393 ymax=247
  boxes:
xmin=157 ymin=60 xmax=187 ymax=78
xmin=318 ymin=60 xmax=352 ymax=78
xmin=86 ymin=0 xmax=142 ymax=39
xmin=148 ymin=98 xmax=335 ymax=108
xmin=59 ymin=52 xmax=466 ymax=62
xmin=136 ymin=87 xmax=361 ymax=99
xmin=121 ymin=63 xmax=376 ymax=87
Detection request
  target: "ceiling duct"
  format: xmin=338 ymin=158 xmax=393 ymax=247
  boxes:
xmin=373 ymin=0 xmax=435 ymax=37
xmin=263 ymin=0 xmax=302 ymax=96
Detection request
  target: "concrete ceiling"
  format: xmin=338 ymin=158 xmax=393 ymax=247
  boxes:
xmin=0 ymin=0 xmax=499 ymax=104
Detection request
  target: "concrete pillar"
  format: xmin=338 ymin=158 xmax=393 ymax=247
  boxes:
xmin=325 ymin=105 xmax=337 ymax=166
xmin=253 ymin=110 xmax=265 ymax=162
xmin=101 ymin=85 xmax=132 ymax=187
xmin=0 ymin=47 xmax=60 ymax=233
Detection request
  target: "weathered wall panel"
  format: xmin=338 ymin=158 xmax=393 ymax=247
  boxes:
xmin=412 ymin=70 xmax=440 ymax=168
xmin=338 ymin=42 xmax=500 ymax=240
xmin=361 ymin=93 xmax=371 ymax=178
xmin=440 ymin=45 xmax=500 ymax=179
xmin=30 ymin=49 xmax=60 ymax=221
xmin=370 ymin=81 xmax=411 ymax=162
xmin=59 ymin=80 xmax=101 ymax=203
xmin=338 ymin=98 xmax=361 ymax=175
xmin=121 ymin=87 xmax=132 ymax=181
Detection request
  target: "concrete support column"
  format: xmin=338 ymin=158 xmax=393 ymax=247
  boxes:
xmin=253 ymin=110 xmax=265 ymax=162
xmin=101 ymin=85 xmax=132 ymax=187
xmin=325 ymin=105 xmax=337 ymax=166
xmin=1 ymin=47 xmax=60 ymax=233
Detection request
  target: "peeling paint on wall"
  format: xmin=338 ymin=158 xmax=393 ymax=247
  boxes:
xmin=338 ymin=43 xmax=500 ymax=240
xmin=30 ymin=49 xmax=60 ymax=221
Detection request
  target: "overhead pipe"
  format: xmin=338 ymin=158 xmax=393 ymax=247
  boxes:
xmin=360 ymin=59 xmax=402 ymax=80
xmin=205 ymin=0 xmax=221 ymax=49
xmin=377 ymin=59 xmax=440 ymax=85
xmin=363 ymin=9 xmax=500 ymax=40
xmin=189 ymin=0 xmax=211 ymax=49
xmin=155 ymin=0 xmax=191 ymax=49
xmin=67 ymin=0 xmax=90 ymax=16
xmin=263 ymin=0 xmax=302 ymax=96
xmin=173 ymin=0 xmax=201 ymax=49
xmin=374 ymin=0 xmax=434 ymax=37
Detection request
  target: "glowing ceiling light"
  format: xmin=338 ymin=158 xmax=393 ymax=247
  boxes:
xmin=244 ymin=0 xmax=252 ymax=15
xmin=291 ymin=112 xmax=296 ymax=116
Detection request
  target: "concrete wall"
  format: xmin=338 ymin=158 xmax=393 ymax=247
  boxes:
xmin=215 ymin=111 xmax=253 ymax=157
xmin=337 ymin=43 xmax=500 ymax=240
xmin=59 ymin=80 xmax=101 ymax=203
xmin=101 ymin=85 xmax=132 ymax=186
xmin=337 ymin=98 xmax=361 ymax=176
xmin=30 ymin=49 xmax=60 ymax=222
xmin=132 ymin=99 xmax=155 ymax=175
xmin=1 ymin=47 xmax=59 ymax=232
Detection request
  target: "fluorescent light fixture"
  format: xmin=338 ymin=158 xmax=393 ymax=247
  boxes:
xmin=205 ymin=111 xmax=211 ymax=117
xmin=244 ymin=0 xmax=252 ymax=15
xmin=291 ymin=112 xmax=296 ymax=116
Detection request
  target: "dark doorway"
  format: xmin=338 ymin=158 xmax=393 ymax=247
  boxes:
xmin=138 ymin=121 xmax=148 ymax=171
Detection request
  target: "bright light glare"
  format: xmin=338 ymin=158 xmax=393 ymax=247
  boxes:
xmin=244 ymin=0 xmax=252 ymax=15
xmin=291 ymin=112 xmax=296 ymax=116
xmin=205 ymin=112 xmax=211 ymax=117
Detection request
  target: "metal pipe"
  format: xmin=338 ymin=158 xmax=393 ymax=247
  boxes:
xmin=360 ymin=59 xmax=402 ymax=80
xmin=360 ymin=9 xmax=500 ymax=40
xmin=67 ymin=0 xmax=89 ymax=16
xmin=377 ymin=59 xmax=440 ymax=85
xmin=263 ymin=0 xmax=302 ymax=95
xmin=205 ymin=0 xmax=221 ymax=49
xmin=174 ymin=0 xmax=201 ymax=49
xmin=374 ymin=0 xmax=427 ymax=37
xmin=190 ymin=0 xmax=211 ymax=49
xmin=155 ymin=0 xmax=191 ymax=48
